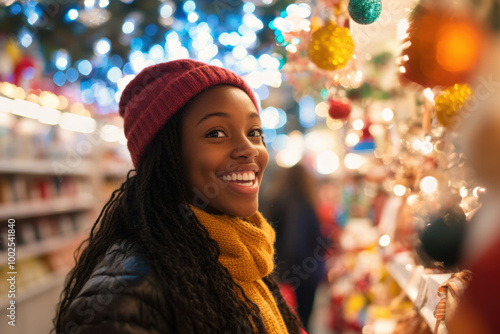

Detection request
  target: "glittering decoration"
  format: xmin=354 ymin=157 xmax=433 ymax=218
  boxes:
xmin=328 ymin=98 xmax=352 ymax=119
xmin=309 ymin=21 xmax=354 ymax=71
xmin=434 ymin=84 xmax=472 ymax=129
xmin=400 ymin=4 xmax=485 ymax=88
xmin=348 ymin=0 xmax=382 ymax=25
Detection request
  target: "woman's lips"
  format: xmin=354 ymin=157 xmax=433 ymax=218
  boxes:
xmin=217 ymin=171 xmax=259 ymax=195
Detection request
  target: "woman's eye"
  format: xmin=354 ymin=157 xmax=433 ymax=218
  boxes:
xmin=206 ymin=129 xmax=226 ymax=138
xmin=249 ymin=128 xmax=263 ymax=137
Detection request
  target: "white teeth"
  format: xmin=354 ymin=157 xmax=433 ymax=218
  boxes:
xmin=235 ymin=181 xmax=253 ymax=187
xmin=220 ymin=171 xmax=256 ymax=182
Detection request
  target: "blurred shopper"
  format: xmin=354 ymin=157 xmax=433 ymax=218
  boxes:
xmin=264 ymin=164 xmax=326 ymax=331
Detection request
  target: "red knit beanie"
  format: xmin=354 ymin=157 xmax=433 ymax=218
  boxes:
xmin=119 ymin=59 xmax=259 ymax=168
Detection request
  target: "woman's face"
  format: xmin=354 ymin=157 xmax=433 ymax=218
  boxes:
xmin=181 ymin=85 xmax=269 ymax=217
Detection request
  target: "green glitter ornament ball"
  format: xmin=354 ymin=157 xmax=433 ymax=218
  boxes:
xmin=348 ymin=0 xmax=382 ymax=25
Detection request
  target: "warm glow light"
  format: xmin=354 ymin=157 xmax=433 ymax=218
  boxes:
xmin=393 ymin=184 xmax=407 ymax=196
xmin=420 ymin=141 xmax=433 ymax=155
xmin=436 ymin=22 xmax=482 ymax=72
xmin=460 ymin=187 xmax=468 ymax=198
xmin=100 ymin=124 xmax=122 ymax=142
xmin=59 ymin=113 xmax=96 ymax=133
xmin=397 ymin=19 xmax=409 ymax=40
xmin=379 ymin=234 xmax=391 ymax=247
xmin=326 ymin=118 xmax=344 ymax=130
xmin=12 ymin=99 xmax=40 ymax=119
xmin=420 ymin=176 xmax=438 ymax=194
xmin=352 ymin=119 xmax=364 ymax=131
xmin=344 ymin=153 xmax=363 ymax=170
xmin=345 ymin=133 xmax=360 ymax=147
xmin=407 ymin=194 xmax=418 ymax=206
xmin=39 ymin=107 xmax=61 ymax=125
xmin=423 ymin=88 xmax=434 ymax=102
xmin=315 ymin=101 xmax=329 ymax=117
xmin=316 ymin=150 xmax=339 ymax=175
xmin=473 ymin=187 xmax=486 ymax=197
xmin=276 ymin=149 xmax=302 ymax=168
xmin=381 ymin=108 xmax=394 ymax=122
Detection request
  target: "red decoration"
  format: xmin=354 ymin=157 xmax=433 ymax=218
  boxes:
xmin=13 ymin=55 xmax=35 ymax=87
xmin=328 ymin=98 xmax=352 ymax=119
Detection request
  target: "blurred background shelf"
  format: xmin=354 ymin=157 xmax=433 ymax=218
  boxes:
xmin=0 ymin=195 xmax=95 ymax=220
xmin=0 ymin=160 xmax=94 ymax=176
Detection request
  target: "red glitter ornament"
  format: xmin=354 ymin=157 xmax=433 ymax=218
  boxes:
xmin=328 ymin=98 xmax=352 ymax=119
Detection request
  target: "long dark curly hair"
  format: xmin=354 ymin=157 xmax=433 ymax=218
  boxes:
xmin=53 ymin=109 xmax=303 ymax=333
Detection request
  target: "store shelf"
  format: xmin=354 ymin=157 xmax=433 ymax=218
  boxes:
xmin=0 ymin=195 xmax=95 ymax=220
xmin=0 ymin=232 xmax=87 ymax=266
xmin=0 ymin=269 xmax=67 ymax=308
xmin=0 ymin=159 xmax=94 ymax=176
xmin=103 ymin=160 xmax=133 ymax=178
xmin=387 ymin=251 xmax=452 ymax=333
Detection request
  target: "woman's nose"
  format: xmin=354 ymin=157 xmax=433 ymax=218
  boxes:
xmin=230 ymin=136 xmax=259 ymax=160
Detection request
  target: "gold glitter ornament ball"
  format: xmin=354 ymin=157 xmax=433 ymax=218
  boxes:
xmin=434 ymin=84 xmax=472 ymax=128
xmin=309 ymin=21 xmax=354 ymax=71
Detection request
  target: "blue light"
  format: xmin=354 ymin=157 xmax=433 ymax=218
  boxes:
xmin=53 ymin=71 xmax=66 ymax=87
xmin=66 ymin=9 xmax=79 ymax=21
xmin=160 ymin=3 xmax=173 ymax=18
xmin=107 ymin=66 xmax=122 ymax=83
xmin=243 ymin=2 xmax=256 ymax=13
xmin=149 ymin=44 xmax=165 ymax=59
xmin=122 ymin=62 xmax=134 ymax=75
xmin=22 ymin=67 xmax=35 ymax=80
xmin=130 ymin=37 xmax=143 ymax=50
xmin=145 ymin=24 xmax=158 ymax=36
xmin=187 ymin=12 xmax=199 ymax=23
xmin=122 ymin=20 xmax=135 ymax=34
xmin=99 ymin=0 xmax=109 ymax=8
xmin=66 ymin=68 xmax=79 ymax=83
xmin=95 ymin=38 xmax=111 ymax=55
xmin=263 ymin=129 xmax=276 ymax=144
xmin=9 ymin=3 xmax=22 ymax=15
xmin=54 ymin=50 xmax=70 ymax=71
xmin=110 ymin=54 xmax=123 ymax=68
xmin=77 ymin=60 xmax=92 ymax=76
xmin=183 ymin=0 xmax=196 ymax=13
xmin=20 ymin=30 xmax=33 ymax=48
xmin=27 ymin=12 xmax=39 ymax=25
xmin=299 ymin=96 xmax=316 ymax=128
xmin=81 ymin=88 xmax=95 ymax=104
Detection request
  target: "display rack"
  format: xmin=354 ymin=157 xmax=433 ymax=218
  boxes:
xmin=387 ymin=251 xmax=452 ymax=333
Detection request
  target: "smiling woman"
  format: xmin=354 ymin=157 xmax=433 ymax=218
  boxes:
xmin=53 ymin=59 xmax=304 ymax=334
xmin=182 ymin=85 xmax=269 ymax=217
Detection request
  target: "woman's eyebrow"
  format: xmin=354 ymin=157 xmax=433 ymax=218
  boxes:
xmin=197 ymin=111 xmax=260 ymax=125
xmin=197 ymin=112 xmax=230 ymax=125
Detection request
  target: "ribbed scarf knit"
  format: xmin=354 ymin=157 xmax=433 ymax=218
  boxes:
xmin=190 ymin=205 xmax=289 ymax=334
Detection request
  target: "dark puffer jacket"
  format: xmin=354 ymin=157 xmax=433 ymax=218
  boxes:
xmin=59 ymin=240 xmax=174 ymax=334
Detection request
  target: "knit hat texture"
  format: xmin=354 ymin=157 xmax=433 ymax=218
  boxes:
xmin=119 ymin=59 xmax=259 ymax=168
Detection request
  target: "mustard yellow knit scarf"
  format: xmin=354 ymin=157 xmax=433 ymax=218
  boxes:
xmin=190 ymin=206 xmax=289 ymax=334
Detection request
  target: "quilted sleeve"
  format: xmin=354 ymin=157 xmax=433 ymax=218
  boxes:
xmin=58 ymin=242 xmax=172 ymax=334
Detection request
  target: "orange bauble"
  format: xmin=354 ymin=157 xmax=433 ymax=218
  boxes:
xmin=400 ymin=4 xmax=486 ymax=87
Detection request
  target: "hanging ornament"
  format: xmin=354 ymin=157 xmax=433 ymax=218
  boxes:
xmin=419 ymin=205 xmax=466 ymax=268
xmin=348 ymin=0 xmax=382 ymax=25
xmin=309 ymin=20 xmax=354 ymax=71
xmin=434 ymin=84 xmax=472 ymax=129
xmin=400 ymin=4 xmax=486 ymax=87
xmin=328 ymin=98 xmax=352 ymax=119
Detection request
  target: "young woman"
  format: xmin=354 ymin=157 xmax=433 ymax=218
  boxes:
xmin=53 ymin=59 xmax=305 ymax=334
